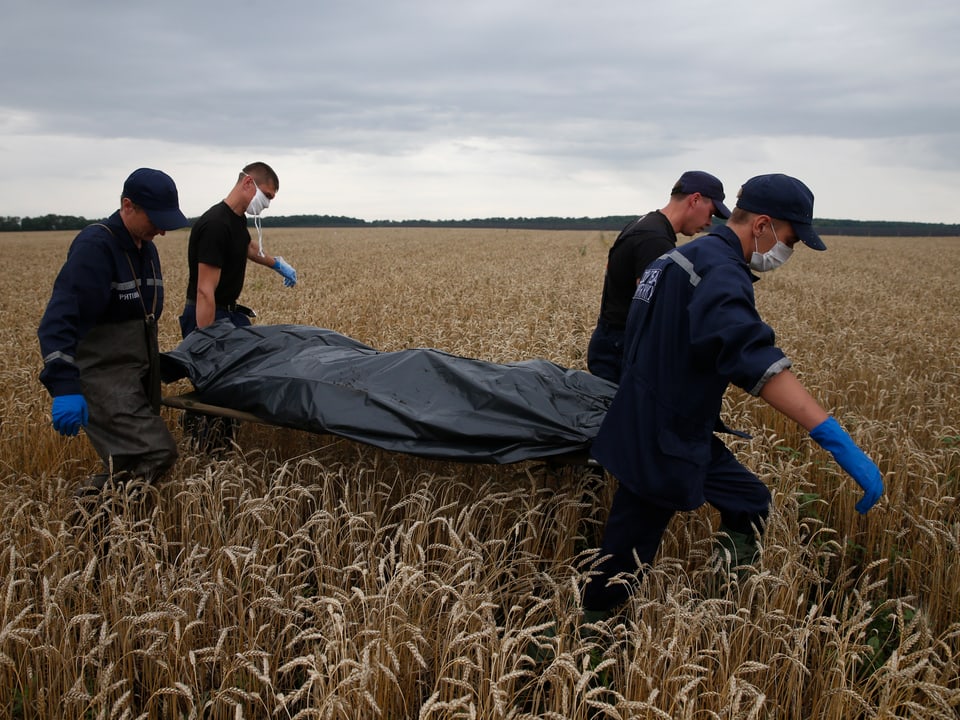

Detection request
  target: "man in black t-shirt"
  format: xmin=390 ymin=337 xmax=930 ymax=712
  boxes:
xmin=179 ymin=161 xmax=297 ymax=337
xmin=587 ymin=171 xmax=731 ymax=383
xmin=178 ymin=162 xmax=297 ymax=451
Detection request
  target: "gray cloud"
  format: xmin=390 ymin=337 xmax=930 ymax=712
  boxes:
xmin=1 ymin=0 xmax=958 ymax=221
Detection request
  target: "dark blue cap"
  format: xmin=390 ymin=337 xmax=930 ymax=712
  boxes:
xmin=122 ymin=168 xmax=188 ymax=231
xmin=735 ymin=173 xmax=825 ymax=250
xmin=672 ymin=170 xmax=731 ymax=219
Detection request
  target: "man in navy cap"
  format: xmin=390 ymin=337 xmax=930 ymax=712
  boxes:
xmin=38 ymin=168 xmax=189 ymax=498
xmin=582 ymin=173 xmax=884 ymax=616
xmin=587 ymin=170 xmax=731 ymax=383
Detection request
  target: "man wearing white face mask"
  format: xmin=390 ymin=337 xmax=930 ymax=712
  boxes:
xmin=178 ymin=162 xmax=297 ymax=451
xmin=179 ymin=161 xmax=297 ymax=338
xmin=582 ymin=173 xmax=884 ymax=618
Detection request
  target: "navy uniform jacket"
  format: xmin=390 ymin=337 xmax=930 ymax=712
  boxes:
xmin=590 ymin=225 xmax=792 ymax=511
xmin=38 ymin=213 xmax=164 ymax=397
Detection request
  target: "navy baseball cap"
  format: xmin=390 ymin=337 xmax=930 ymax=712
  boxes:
xmin=672 ymin=170 xmax=731 ymax=219
xmin=122 ymin=168 xmax=189 ymax=231
xmin=735 ymin=173 xmax=825 ymax=250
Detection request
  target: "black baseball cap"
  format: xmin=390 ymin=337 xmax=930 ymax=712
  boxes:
xmin=672 ymin=170 xmax=731 ymax=219
xmin=735 ymin=173 xmax=825 ymax=250
xmin=122 ymin=168 xmax=188 ymax=231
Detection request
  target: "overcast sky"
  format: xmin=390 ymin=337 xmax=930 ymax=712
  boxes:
xmin=2 ymin=1 xmax=958 ymax=224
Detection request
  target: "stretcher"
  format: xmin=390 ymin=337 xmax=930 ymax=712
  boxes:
xmin=160 ymin=323 xmax=614 ymax=466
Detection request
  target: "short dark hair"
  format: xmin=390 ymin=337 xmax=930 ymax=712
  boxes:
xmin=241 ymin=161 xmax=279 ymax=191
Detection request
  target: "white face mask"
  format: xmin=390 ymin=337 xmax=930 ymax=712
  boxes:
xmin=750 ymin=222 xmax=793 ymax=272
xmin=242 ymin=172 xmax=271 ymax=255
xmin=245 ymin=183 xmax=270 ymax=217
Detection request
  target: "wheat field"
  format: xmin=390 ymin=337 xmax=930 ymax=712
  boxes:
xmin=0 ymin=228 xmax=957 ymax=719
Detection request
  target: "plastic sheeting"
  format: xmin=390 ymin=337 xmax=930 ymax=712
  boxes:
xmin=160 ymin=322 xmax=616 ymax=464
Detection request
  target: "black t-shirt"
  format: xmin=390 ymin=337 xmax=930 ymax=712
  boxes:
xmin=597 ymin=210 xmax=677 ymax=327
xmin=185 ymin=201 xmax=251 ymax=305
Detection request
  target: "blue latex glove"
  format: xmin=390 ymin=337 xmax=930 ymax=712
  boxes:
xmin=810 ymin=416 xmax=884 ymax=514
xmin=52 ymin=394 xmax=89 ymax=436
xmin=273 ymin=256 xmax=297 ymax=287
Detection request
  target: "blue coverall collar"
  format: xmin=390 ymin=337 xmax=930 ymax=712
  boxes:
xmin=708 ymin=224 xmax=760 ymax=282
xmin=103 ymin=211 xmax=144 ymax=254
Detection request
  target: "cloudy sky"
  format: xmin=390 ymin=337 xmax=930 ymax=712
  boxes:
xmin=2 ymin=1 xmax=958 ymax=224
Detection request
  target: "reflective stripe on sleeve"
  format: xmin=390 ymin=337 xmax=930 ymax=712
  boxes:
xmin=665 ymin=250 xmax=701 ymax=287
xmin=43 ymin=350 xmax=77 ymax=367
xmin=749 ymin=357 xmax=793 ymax=396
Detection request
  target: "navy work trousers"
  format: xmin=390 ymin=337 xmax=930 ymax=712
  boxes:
xmin=586 ymin=321 xmax=625 ymax=384
xmin=583 ymin=434 xmax=772 ymax=611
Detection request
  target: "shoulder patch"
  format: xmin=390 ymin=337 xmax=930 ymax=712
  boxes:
xmin=634 ymin=267 xmax=661 ymax=303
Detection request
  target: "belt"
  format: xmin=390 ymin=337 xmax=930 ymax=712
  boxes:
xmin=185 ymin=298 xmax=242 ymax=312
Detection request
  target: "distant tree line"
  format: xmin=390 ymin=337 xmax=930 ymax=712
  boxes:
xmin=267 ymin=214 xmax=640 ymax=231
xmin=3 ymin=213 xmax=959 ymax=236
xmin=1 ymin=214 xmax=104 ymax=231
xmin=800 ymin=218 xmax=960 ymax=237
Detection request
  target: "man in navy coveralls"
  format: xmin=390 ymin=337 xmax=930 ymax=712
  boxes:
xmin=583 ymin=173 xmax=884 ymax=614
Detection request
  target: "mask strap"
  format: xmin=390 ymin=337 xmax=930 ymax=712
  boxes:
xmin=254 ymin=215 xmax=264 ymax=256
